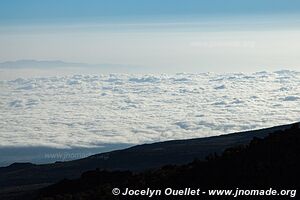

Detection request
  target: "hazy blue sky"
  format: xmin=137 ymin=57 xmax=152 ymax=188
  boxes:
xmin=0 ymin=0 xmax=300 ymax=72
xmin=1 ymin=0 xmax=300 ymax=23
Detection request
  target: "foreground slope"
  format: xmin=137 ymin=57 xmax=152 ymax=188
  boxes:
xmin=38 ymin=123 xmax=300 ymax=200
xmin=0 ymin=123 xmax=293 ymax=190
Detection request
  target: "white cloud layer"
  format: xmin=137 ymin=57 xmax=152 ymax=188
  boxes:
xmin=0 ymin=71 xmax=300 ymax=148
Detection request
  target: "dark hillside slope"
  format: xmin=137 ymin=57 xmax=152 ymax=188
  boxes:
xmin=0 ymin=123 xmax=295 ymax=189
xmin=38 ymin=123 xmax=300 ymax=200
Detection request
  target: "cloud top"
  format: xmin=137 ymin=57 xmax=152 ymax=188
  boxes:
xmin=0 ymin=71 xmax=300 ymax=148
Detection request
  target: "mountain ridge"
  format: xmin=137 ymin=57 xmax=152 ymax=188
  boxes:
xmin=38 ymin=123 xmax=300 ymax=200
xmin=0 ymin=122 xmax=297 ymax=190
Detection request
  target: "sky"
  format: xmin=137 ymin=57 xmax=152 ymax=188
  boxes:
xmin=0 ymin=0 xmax=300 ymax=73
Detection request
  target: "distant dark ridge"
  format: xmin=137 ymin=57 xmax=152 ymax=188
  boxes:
xmin=0 ymin=122 xmax=297 ymax=189
xmin=6 ymin=162 xmax=36 ymax=170
xmin=0 ymin=144 xmax=131 ymax=167
xmin=38 ymin=123 xmax=300 ymax=200
xmin=0 ymin=60 xmax=86 ymax=69
xmin=0 ymin=59 xmax=138 ymax=71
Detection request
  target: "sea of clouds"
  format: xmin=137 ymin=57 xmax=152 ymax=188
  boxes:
xmin=0 ymin=70 xmax=300 ymax=148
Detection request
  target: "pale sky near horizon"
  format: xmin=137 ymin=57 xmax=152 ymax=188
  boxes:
xmin=1 ymin=0 xmax=300 ymax=73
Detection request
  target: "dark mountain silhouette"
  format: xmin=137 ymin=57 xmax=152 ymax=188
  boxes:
xmin=37 ymin=123 xmax=300 ymax=200
xmin=0 ymin=123 xmax=298 ymax=199
xmin=0 ymin=123 xmax=292 ymax=189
